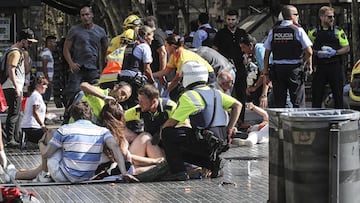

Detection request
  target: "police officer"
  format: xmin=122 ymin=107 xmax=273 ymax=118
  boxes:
xmin=263 ymin=5 xmax=313 ymax=108
xmin=125 ymin=84 xmax=177 ymax=144
xmin=160 ymin=61 xmax=242 ymax=181
xmin=308 ymin=6 xmax=350 ymax=108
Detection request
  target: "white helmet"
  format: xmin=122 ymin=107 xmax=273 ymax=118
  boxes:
xmin=181 ymin=61 xmax=208 ymax=88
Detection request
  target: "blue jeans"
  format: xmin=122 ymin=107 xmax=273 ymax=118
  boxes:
xmin=64 ymin=68 xmax=99 ymax=101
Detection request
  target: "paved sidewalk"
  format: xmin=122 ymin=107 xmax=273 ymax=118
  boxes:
xmin=1 ymin=101 xmax=270 ymax=202
xmin=1 ymin=144 xmax=269 ymax=202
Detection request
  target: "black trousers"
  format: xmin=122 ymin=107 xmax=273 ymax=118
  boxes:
xmin=3 ymin=88 xmax=22 ymax=142
xmin=233 ymin=63 xmax=247 ymax=122
xmin=162 ymin=126 xmax=219 ymax=174
xmin=312 ymin=61 xmax=343 ymax=108
xmin=271 ymin=64 xmax=305 ymax=108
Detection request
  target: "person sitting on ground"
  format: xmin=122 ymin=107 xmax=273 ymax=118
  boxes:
xmin=232 ymin=102 xmax=269 ymax=147
xmin=215 ymin=71 xmax=234 ymax=95
xmin=21 ymin=76 xmax=49 ymax=144
xmin=160 ymin=61 xmax=242 ymax=181
xmin=6 ymin=101 xmax=137 ymax=183
xmin=96 ymin=101 xmax=165 ymax=178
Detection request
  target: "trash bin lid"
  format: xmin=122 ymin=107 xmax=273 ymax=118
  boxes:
xmin=280 ymin=109 xmax=360 ymax=122
xmin=267 ymin=108 xmax=324 ymax=117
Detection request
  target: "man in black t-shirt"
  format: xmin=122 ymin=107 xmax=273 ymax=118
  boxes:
xmin=213 ymin=10 xmax=248 ymax=127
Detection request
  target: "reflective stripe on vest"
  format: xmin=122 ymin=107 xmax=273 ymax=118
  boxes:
xmin=187 ymin=88 xmax=227 ymax=128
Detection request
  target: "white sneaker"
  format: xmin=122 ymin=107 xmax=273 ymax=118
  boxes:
xmin=5 ymin=164 xmax=17 ymax=182
xmin=32 ymin=171 xmax=52 ymax=183
xmin=232 ymin=138 xmax=254 ymax=147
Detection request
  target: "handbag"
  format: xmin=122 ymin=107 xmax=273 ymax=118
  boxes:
xmin=0 ymin=85 xmax=8 ymax=113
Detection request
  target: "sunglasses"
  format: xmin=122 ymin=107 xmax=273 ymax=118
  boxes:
xmin=327 ymin=15 xmax=335 ymax=19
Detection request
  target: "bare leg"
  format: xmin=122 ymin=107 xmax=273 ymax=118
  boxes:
xmin=15 ymin=129 xmax=54 ymax=180
xmin=131 ymin=154 xmax=164 ymax=167
xmin=16 ymin=165 xmax=42 ymax=180
xmin=144 ymin=139 xmax=164 ymax=158
xmin=129 ymin=132 xmax=165 ymax=167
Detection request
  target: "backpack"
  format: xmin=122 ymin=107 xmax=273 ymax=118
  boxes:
xmin=0 ymin=47 xmax=21 ymax=84
xmin=200 ymin=26 xmax=217 ymax=47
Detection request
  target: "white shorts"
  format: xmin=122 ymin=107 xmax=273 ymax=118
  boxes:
xmin=47 ymin=149 xmax=69 ymax=182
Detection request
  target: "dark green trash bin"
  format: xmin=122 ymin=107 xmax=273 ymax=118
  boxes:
xmin=281 ymin=109 xmax=360 ymax=203
xmin=267 ymin=108 xmax=322 ymax=203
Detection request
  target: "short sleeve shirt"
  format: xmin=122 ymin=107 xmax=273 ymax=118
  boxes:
xmin=171 ymin=86 xmax=237 ymax=123
xmin=66 ymin=24 xmax=107 ymax=69
xmin=133 ymin=42 xmax=153 ymax=64
xmin=21 ymin=90 xmax=46 ymax=128
xmin=40 ymin=48 xmax=54 ymax=81
xmin=166 ymin=47 xmax=214 ymax=75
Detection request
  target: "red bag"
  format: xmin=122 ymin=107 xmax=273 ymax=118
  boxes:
xmin=0 ymin=85 xmax=8 ymax=113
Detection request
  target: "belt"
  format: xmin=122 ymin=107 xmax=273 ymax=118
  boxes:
xmin=274 ymin=63 xmax=301 ymax=68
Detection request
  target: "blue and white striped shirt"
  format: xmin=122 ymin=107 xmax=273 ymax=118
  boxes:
xmin=49 ymin=119 xmax=113 ymax=183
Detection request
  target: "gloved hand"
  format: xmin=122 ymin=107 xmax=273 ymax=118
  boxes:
xmin=317 ymin=50 xmax=329 ymax=58
xmin=0 ymin=150 xmax=7 ymax=169
xmin=326 ymin=48 xmax=337 ymax=57
xmin=161 ymin=89 xmax=169 ymax=98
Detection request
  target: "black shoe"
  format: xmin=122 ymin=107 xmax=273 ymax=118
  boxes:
xmin=211 ymin=158 xmax=226 ymax=178
xmin=6 ymin=140 xmax=20 ymax=148
xmin=161 ymin=171 xmax=189 ymax=181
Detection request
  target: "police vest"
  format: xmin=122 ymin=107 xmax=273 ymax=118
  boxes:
xmin=122 ymin=41 xmax=144 ymax=73
xmin=187 ymin=88 xmax=227 ymax=128
xmin=312 ymin=26 xmax=341 ymax=64
xmin=127 ymin=98 xmax=172 ymax=135
xmin=200 ymin=26 xmax=217 ymax=47
xmin=271 ymin=25 xmax=302 ymax=61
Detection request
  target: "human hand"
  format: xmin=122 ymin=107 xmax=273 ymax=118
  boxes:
xmin=69 ymin=62 xmax=80 ymax=73
xmin=0 ymin=150 xmax=7 ymax=168
xmin=317 ymin=50 xmax=329 ymax=58
xmin=122 ymin=174 xmax=139 ymax=183
xmin=326 ymin=48 xmax=336 ymax=57
xmin=103 ymin=96 xmax=116 ymax=103
xmin=259 ymin=97 xmax=268 ymax=108
xmin=227 ymin=126 xmax=237 ymax=137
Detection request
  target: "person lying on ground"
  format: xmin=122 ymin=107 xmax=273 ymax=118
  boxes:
xmin=232 ymin=102 xmax=268 ymax=147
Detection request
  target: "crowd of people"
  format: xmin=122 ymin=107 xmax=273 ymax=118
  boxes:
xmin=0 ymin=4 xmax=350 ymax=183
